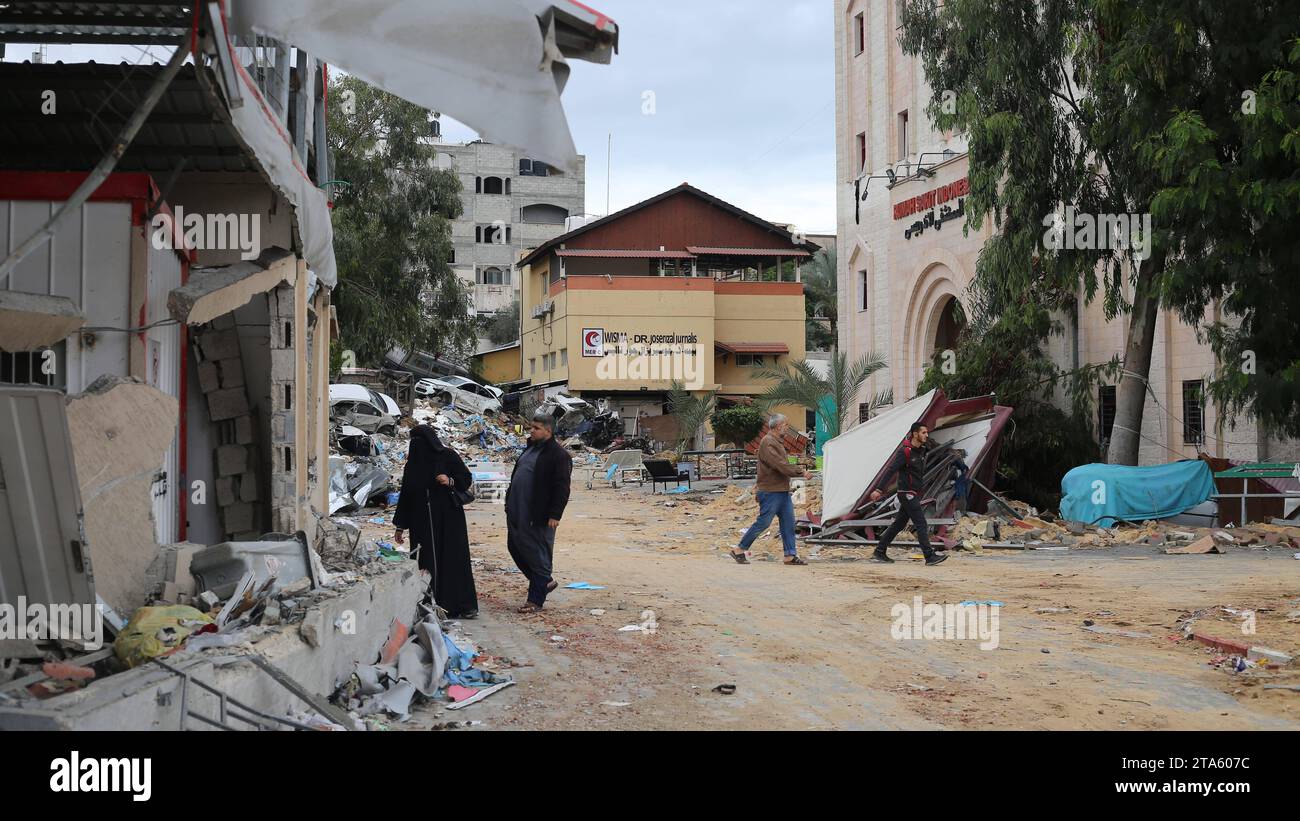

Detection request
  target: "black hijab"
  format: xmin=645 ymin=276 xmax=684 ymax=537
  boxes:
xmin=401 ymin=425 xmax=447 ymax=496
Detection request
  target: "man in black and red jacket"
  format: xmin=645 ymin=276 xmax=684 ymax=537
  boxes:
xmin=868 ymin=422 xmax=948 ymax=566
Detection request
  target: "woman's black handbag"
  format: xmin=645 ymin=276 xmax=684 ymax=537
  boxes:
xmin=451 ymin=485 xmax=476 ymax=506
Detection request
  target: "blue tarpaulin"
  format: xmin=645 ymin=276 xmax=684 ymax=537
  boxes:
xmin=1060 ymin=460 xmax=1217 ymax=527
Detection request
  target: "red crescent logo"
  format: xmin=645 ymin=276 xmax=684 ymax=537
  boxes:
xmin=585 ymin=330 xmax=600 ymax=347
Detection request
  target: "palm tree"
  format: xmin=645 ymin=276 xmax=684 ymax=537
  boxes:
xmin=666 ymin=379 xmax=716 ymax=453
xmin=755 ymin=348 xmax=893 ymax=441
xmin=803 ymin=247 xmax=836 ymax=351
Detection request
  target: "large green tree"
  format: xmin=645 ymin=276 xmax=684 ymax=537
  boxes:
xmin=803 ymin=247 xmax=837 ymax=351
xmin=328 ymin=76 xmax=476 ymax=367
xmin=899 ymin=0 xmax=1300 ymax=461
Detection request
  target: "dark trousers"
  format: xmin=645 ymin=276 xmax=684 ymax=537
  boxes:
xmin=877 ymin=493 xmax=937 ymax=558
xmin=507 ymin=518 xmax=556 ymax=605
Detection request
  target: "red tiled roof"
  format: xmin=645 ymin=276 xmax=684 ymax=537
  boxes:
xmin=556 ymin=249 xmax=695 ymax=258
xmin=687 ymin=246 xmax=811 ymax=257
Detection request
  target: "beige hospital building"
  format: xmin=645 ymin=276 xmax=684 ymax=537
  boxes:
xmin=833 ymin=0 xmax=1298 ymax=465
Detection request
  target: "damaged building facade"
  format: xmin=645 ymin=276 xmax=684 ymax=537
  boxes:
xmin=0 ymin=0 xmax=618 ymax=729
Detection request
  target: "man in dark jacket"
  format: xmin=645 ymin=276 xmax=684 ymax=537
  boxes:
xmin=505 ymin=410 xmax=574 ymax=612
xmin=868 ymin=422 xmax=948 ymax=566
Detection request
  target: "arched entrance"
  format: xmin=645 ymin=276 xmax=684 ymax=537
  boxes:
xmin=930 ymin=295 xmax=965 ymax=363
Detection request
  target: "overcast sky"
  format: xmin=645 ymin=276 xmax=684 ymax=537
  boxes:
xmin=5 ymin=0 xmax=836 ymax=231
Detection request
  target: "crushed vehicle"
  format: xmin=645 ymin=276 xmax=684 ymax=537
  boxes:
xmin=414 ymin=375 xmax=503 ymax=415
xmin=329 ymin=383 xmax=401 ymax=435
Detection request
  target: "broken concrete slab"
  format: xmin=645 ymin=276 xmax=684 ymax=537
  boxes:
xmin=216 ymin=476 xmax=237 ymax=506
xmin=234 ymin=415 xmax=254 ymax=445
xmin=1166 ymin=535 xmax=1224 ymax=554
xmin=0 ymin=290 xmax=84 ymax=351
xmin=65 ymin=376 xmax=178 ymax=616
xmin=168 ymin=248 xmax=298 ymax=327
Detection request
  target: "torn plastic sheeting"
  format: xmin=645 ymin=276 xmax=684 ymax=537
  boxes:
xmin=231 ymin=0 xmax=616 ymax=173
xmin=348 ymin=464 xmax=391 ymax=508
xmin=328 ymin=455 xmax=351 ymax=514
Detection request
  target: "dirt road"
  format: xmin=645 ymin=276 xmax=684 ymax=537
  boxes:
xmin=398 ymin=481 xmax=1300 ymax=731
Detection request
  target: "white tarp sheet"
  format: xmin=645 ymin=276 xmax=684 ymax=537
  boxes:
xmin=233 ymin=0 xmax=595 ymax=173
xmin=821 ymin=390 xmax=937 ymax=522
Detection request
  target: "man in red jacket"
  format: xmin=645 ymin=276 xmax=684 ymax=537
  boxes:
xmin=868 ymin=422 xmax=948 ymax=566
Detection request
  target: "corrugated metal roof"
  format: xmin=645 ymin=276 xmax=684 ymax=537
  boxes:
xmin=687 ymin=247 xmax=812 ymax=257
xmin=0 ymin=61 xmax=254 ymax=173
xmin=0 ymin=2 xmax=191 ymax=44
xmin=557 ymin=248 xmax=694 ymax=258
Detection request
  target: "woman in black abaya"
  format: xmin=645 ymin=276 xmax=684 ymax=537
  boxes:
xmin=393 ymin=425 xmax=478 ymax=618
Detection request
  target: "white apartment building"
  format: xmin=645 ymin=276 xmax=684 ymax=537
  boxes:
xmin=431 ymin=135 xmax=586 ymax=318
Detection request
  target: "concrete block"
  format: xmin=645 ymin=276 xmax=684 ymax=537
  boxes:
xmin=232 ymin=530 xmax=263 ymax=541
xmin=216 ymin=444 xmax=248 ymax=477
xmin=238 ymin=472 xmax=259 ymax=503
xmin=207 ymin=387 xmax=249 ymax=421
xmin=271 ymin=411 xmax=296 ymax=444
xmin=197 ymin=361 xmax=221 ymax=394
xmin=197 ymin=328 xmax=241 ymax=361
xmin=272 ymin=474 xmax=296 ymax=505
xmin=211 ymin=313 xmax=236 ymax=330
xmin=218 ymin=356 xmax=245 ymax=388
xmin=215 ymin=476 xmax=237 ymax=506
xmin=234 ymin=414 xmax=254 ymax=445
xmin=160 ymin=581 xmax=180 ymax=603
xmin=198 ymin=590 xmax=220 ymax=609
xmin=222 ymin=502 xmax=255 ymax=533
xmin=270 ymin=348 xmax=297 ymax=381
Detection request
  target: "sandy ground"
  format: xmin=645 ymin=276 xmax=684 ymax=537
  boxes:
xmin=381 ymin=479 xmax=1300 ymax=731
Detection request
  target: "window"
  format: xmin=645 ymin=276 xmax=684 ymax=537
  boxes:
xmin=449 ymin=248 xmax=456 ymax=264
xmin=529 ymin=358 xmax=536 ymax=375
xmin=475 ymin=177 xmax=482 ymax=194
xmin=560 ymin=348 xmax=568 ymax=367
xmin=482 ymin=176 xmax=505 ymax=195
xmin=1098 ymin=385 xmax=1117 ymax=445
xmin=856 ymin=132 xmax=867 ymax=172
xmin=854 ymin=12 xmax=865 ymax=55
xmin=521 ymin=203 xmax=569 ymax=224
xmin=859 ymin=402 xmax=870 ymax=423
xmin=736 ymin=354 xmax=766 ymax=367
xmin=478 ymin=224 xmax=509 ymax=244
xmin=858 ymin=270 xmax=868 ymax=311
xmin=1182 ymin=380 xmax=1205 ymax=445
xmin=1 ymin=343 xmax=65 ymax=388
xmin=479 ymin=266 xmax=508 ymax=285
xmin=897 ymin=110 xmax=909 ymax=161
xmin=519 ymin=158 xmax=551 ymax=177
